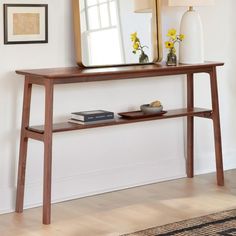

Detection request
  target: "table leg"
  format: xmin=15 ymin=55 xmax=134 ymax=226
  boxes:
xmin=16 ymin=77 xmax=32 ymax=213
xmin=43 ymin=80 xmax=54 ymax=224
xmin=210 ymin=67 xmax=224 ymax=186
xmin=187 ymin=73 xmax=194 ymax=178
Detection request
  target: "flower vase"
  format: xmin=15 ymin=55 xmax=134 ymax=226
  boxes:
xmin=166 ymin=50 xmax=177 ymax=66
xmin=139 ymin=50 xmax=149 ymax=64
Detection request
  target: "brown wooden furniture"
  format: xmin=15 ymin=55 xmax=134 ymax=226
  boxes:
xmin=15 ymin=62 xmax=224 ymax=225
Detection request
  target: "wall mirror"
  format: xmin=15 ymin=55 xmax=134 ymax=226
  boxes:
xmin=72 ymin=0 xmax=162 ymax=67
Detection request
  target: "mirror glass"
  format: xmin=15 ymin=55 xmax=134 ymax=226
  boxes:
xmin=73 ymin=0 xmax=162 ymax=67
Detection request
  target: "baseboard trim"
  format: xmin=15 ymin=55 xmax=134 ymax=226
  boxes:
xmin=1 ymin=150 xmax=236 ymax=215
xmin=1 ymin=157 xmax=186 ymax=214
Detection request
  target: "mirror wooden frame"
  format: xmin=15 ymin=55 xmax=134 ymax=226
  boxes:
xmin=72 ymin=0 xmax=162 ymax=68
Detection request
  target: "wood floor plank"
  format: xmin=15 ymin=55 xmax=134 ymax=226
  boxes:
xmin=1 ymin=170 xmax=236 ymax=236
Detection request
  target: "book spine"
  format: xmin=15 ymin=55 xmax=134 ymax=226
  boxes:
xmin=68 ymin=118 xmax=115 ymax=125
xmin=72 ymin=113 xmax=114 ymax=122
xmin=71 ymin=114 xmax=85 ymax=121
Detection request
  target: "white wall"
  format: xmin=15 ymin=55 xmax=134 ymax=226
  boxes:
xmin=0 ymin=0 xmax=236 ymax=213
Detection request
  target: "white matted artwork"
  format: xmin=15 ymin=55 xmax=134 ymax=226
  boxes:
xmin=4 ymin=4 xmax=48 ymax=44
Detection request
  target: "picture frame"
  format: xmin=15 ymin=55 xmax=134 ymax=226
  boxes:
xmin=3 ymin=4 xmax=48 ymax=44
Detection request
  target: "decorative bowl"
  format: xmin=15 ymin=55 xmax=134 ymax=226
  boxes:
xmin=140 ymin=104 xmax=163 ymax=114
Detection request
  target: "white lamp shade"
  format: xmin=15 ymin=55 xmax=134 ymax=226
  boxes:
xmin=134 ymin=0 xmax=153 ymax=13
xmin=168 ymin=0 xmax=214 ymax=6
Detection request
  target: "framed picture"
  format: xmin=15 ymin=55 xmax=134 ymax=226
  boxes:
xmin=3 ymin=4 xmax=48 ymax=44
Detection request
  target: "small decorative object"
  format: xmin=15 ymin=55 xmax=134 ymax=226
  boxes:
xmin=165 ymin=29 xmax=184 ymax=66
xmin=118 ymin=110 xmax=167 ymax=119
xmin=131 ymin=32 xmax=149 ymax=64
xmin=140 ymin=100 xmax=163 ymax=114
xmin=3 ymin=4 xmax=48 ymax=44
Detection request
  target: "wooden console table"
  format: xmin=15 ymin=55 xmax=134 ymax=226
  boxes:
xmin=15 ymin=62 xmax=224 ymax=225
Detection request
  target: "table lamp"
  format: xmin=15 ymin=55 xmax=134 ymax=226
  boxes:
xmin=168 ymin=0 xmax=215 ymax=64
xmin=134 ymin=0 xmax=152 ymax=13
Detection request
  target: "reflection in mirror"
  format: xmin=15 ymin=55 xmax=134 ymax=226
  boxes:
xmin=73 ymin=0 xmax=162 ymax=67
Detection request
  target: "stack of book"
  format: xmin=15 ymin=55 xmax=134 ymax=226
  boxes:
xmin=68 ymin=110 xmax=115 ymax=125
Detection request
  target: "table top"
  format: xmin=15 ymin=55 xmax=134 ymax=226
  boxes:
xmin=16 ymin=62 xmax=224 ymax=84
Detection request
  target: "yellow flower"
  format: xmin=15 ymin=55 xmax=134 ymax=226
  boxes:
xmin=133 ymin=42 xmax=140 ymax=50
xmin=131 ymin=32 xmax=137 ymax=42
xmin=165 ymin=41 xmax=174 ymax=49
xmin=167 ymin=28 xmax=177 ymax=39
xmin=179 ymin=34 xmax=185 ymax=40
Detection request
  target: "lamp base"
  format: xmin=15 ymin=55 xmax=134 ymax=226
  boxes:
xmin=179 ymin=9 xmax=204 ymax=64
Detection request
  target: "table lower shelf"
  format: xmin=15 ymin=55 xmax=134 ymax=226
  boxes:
xmin=27 ymin=108 xmax=212 ymax=135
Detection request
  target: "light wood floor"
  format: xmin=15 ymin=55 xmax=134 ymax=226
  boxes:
xmin=1 ymin=170 xmax=236 ymax=236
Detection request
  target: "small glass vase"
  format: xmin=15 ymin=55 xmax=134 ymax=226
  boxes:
xmin=139 ymin=50 xmax=149 ymax=64
xmin=166 ymin=50 xmax=177 ymax=66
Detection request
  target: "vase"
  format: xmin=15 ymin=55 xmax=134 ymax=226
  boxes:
xmin=166 ymin=51 xmax=177 ymax=66
xmin=139 ymin=51 xmax=149 ymax=64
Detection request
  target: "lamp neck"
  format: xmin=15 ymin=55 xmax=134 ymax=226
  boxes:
xmin=189 ymin=6 xmax=194 ymax=11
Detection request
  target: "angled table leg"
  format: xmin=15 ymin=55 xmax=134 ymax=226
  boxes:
xmin=187 ymin=73 xmax=194 ymax=178
xmin=16 ymin=77 xmax=32 ymax=213
xmin=210 ymin=67 xmax=224 ymax=186
xmin=42 ymin=80 xmax=54 ymax=224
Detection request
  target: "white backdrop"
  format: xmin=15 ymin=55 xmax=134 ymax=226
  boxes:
xmin=0 ymin=0 xmax=236 ymax=213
